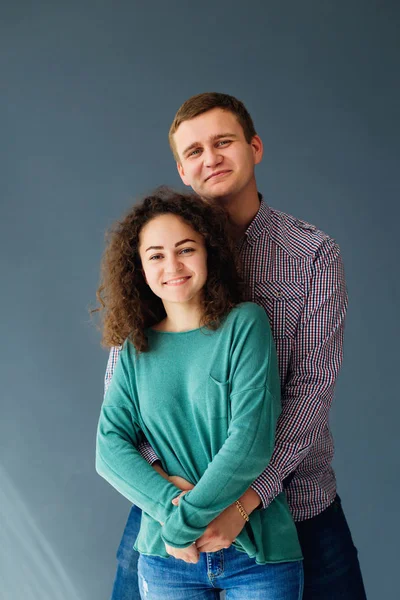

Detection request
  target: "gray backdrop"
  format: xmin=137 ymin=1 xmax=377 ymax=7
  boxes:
xmin=1 ymin=1 xmax=399 ymax=599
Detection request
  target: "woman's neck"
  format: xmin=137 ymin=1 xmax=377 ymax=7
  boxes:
xmin=154 ymin=301 xmax=203 ymax=332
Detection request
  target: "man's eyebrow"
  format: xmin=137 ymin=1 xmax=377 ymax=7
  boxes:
xmin=182 ymin=142 xmax=201 ymax=156
xmin=145 ymin=239 xmax=197 ymax=252
xmin=211 ymin=133 xmax=237 ymax=141
xmin=182 ymin=133 xmax=238 ymax=157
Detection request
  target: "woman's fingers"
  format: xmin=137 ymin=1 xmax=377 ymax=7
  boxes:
xmin=171 ymin=490 xmax=188 ymax=505
xmin=165 ymin=542 xmax=200 ymax=563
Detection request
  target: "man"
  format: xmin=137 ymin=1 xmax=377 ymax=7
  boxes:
xmin=104 ymin=93 xmax=366 ymax=599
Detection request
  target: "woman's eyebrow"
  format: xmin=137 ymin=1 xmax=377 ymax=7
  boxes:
xmin=145 ymin=239 xmax=197 ymax=252
xmin=175 ymin=238 xmax=196 ymax=248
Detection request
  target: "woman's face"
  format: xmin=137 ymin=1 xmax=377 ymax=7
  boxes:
xmin=138 ymin=213 xmax=208 ymax=310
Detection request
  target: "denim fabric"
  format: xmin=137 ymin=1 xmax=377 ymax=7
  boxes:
xmin=138 ymin=547 xmax=303 ymax=599
xmin=111 ymin=496 xmax=365 ymax=600
xmin=296 ymin=495 xmax=367 ymax=599
xmin=110 ymin=505 xmax=141 ymax=600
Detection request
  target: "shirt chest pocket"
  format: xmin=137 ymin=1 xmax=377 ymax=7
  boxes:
xmin=205 ymin=375 xmax=230 ymax=421
xmin=254 ymin=280 xmax=305 ymax=339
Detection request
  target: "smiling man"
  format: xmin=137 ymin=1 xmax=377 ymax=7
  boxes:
xmin=103 ymin=93 xmax=366 ymax=599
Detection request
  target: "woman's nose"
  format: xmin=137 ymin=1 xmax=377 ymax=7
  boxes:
xmin=165 ymin=254 xmax=183 ymax=273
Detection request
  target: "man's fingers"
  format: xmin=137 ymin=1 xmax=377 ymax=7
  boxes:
xmin=168 ymin=475 xmax=195 ymax=491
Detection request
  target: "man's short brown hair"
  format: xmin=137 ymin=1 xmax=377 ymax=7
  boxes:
xmin=169 ymin=92 xmax=257 ymax=161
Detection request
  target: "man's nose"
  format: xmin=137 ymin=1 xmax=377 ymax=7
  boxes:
xmin=203 ymin=147 xmax=222 ymax=168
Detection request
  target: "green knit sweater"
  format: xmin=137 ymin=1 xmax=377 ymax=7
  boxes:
xmin=96 ymin=302 xmax=302 ymax=563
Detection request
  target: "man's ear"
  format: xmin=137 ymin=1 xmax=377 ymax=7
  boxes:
xmin=251 ymin=135 xmax=264 ymax=165
xmin=177 ymin=161 xmax=191 ymax=187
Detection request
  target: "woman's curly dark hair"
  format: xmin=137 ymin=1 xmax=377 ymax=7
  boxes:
xmin=94 ymin=187 xmax=244 ymax=352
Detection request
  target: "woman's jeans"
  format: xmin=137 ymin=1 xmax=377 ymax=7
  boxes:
xmin=110 ymin=496 xmax=366 ymax=600
xmin=138 ymin=548 xmax=303 ymax=599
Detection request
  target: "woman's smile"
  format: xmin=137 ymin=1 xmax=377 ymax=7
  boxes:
xmin=163 ymin=276 xmax=192 ymax=286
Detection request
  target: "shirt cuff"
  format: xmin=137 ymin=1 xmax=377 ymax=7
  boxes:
xmin=138 ymin=441 xmax=159 ymax=465
xmin=250 ymin=464 xmax=283 ymax=509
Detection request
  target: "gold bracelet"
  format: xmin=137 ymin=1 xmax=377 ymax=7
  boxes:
xmin=235 ymin=500 xmax=250 ymax=522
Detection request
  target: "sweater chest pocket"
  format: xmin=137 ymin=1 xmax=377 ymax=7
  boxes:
xmin=255 ymin=280 xmax=305 ymax=339
xmin=205 ymin=375 xmax=230 ymax=421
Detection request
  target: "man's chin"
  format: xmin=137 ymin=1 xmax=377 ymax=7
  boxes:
xmin=197 ymin=187 xmax=235 ymax=204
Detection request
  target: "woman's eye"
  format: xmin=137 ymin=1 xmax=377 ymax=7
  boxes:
xmin=180 ymin=248 xmax=194 ymax=255
xmin=149 ymin=254 xmax=162 ymax=261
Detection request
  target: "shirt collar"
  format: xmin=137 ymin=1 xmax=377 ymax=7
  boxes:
xmin=243 ymin=194 xmax=272 ymax=244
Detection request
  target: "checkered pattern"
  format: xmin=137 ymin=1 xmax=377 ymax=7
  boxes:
xmin=104 ymin=199 xmax=347 ymax=521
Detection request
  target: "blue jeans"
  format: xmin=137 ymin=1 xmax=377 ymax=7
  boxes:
xmin=110 ymin=496 xmax=366 ymax=600
xmin=138 ymin=548 xmax=303 ymax=599
xmin=110 ymin=505 xmax=142 ymax=600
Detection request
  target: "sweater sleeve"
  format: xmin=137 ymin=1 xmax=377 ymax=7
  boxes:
xmin=161 ymin=304 xmax=281 ymax=548
xmin=104 ymin=345 xmax=160 ymax=465
xmin=96 ymin=346 xmax=179 ymax=525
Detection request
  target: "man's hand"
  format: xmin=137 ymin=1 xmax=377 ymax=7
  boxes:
xmin=152 ymin=462 xmax=194 ymax=492
xmin=168 ymin=475 xmax=194 ymax=491
xmin=165 ymin=542 xmax=200 ymax=564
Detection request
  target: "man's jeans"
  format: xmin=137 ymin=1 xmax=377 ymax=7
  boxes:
xmin=296 ymin=495 xmax=367 ymax=599
xmin=138 ymin=547 xmax=303 ymax=599
xmin=110 ymin=496 xmax=366 ymax=600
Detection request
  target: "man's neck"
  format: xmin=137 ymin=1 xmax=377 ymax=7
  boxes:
xmin=219 ymin=185 xmax=260 ymax=241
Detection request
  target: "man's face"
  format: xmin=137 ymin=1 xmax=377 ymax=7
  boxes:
xmin=173 ymin=108 xmax=263 ymax=202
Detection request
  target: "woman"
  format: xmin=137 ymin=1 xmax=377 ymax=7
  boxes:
xmin=95 ymin=187 xmax=303 ymax=599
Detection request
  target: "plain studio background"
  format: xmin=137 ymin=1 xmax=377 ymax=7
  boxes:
xmin=1 ymin=2 xmax=399 ymax=599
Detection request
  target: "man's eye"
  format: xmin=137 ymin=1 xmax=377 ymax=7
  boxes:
xmin=188 ymin=149 xmax=201 ymax=157
xmin=217 ymin=140 xmax=230 ymax=147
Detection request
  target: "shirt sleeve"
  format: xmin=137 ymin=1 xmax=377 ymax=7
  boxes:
xmin=250 ymin=239 xmax=348 ymax=508
xmin=161 ymin=305 xmax=282 ymax=548
xmin=104 ymin=346 xmax=122 ymax=396
xmin=104 ymin=345 xmax=160 ymax=466
xmin=96 ymin=347 xmax=179 ymax=524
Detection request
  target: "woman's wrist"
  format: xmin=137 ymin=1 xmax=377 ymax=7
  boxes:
xmin=239 ymin=487 xmax=262 ymax=515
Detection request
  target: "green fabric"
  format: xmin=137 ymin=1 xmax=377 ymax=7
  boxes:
xmin=96 ymin=302 xmax=302 ymax=563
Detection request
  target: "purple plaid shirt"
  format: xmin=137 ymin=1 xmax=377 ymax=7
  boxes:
xmin=104 ymin=199 xmax=347 ymax=521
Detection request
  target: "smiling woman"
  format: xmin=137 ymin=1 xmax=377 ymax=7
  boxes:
xmin=93 ymin=186 xmax=303 ymax=599
xmin=93 ymin=186 xmax=243 ymax=350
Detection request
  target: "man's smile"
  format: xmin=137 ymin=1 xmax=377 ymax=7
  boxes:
xmin=205 ymin=170 xmax=232 ymax=182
